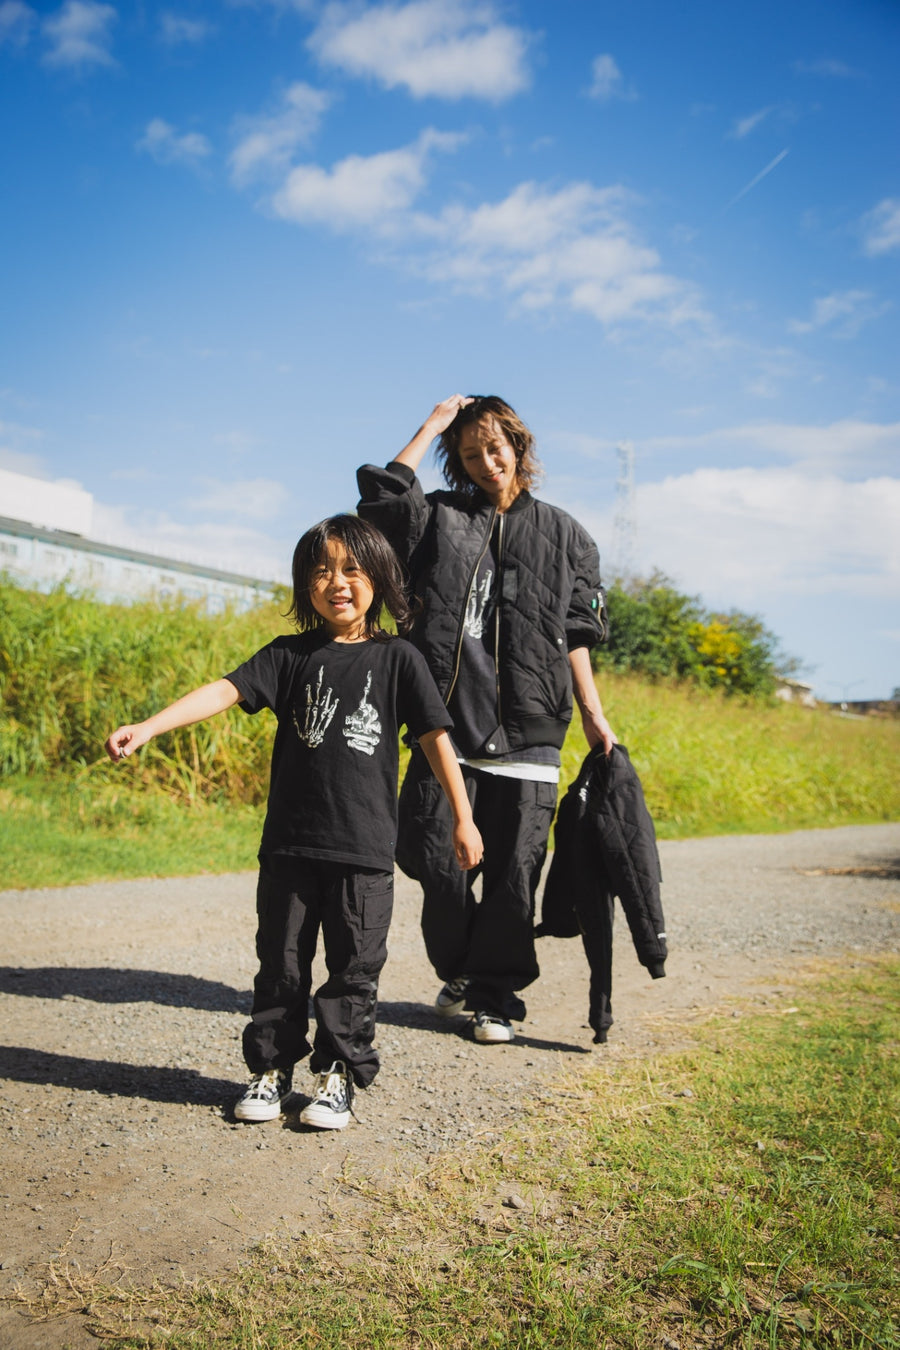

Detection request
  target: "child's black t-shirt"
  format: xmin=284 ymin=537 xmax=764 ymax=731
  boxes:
xmin=226 ymin=632 xmax=451 ymax=871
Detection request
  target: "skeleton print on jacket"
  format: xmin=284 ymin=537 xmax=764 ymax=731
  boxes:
xmin=226 ymin=632 xmax=450 ymax=871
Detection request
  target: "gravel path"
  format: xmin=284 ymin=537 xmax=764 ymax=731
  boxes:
xmin=2 ymin=823 xmax=899 ymax=1348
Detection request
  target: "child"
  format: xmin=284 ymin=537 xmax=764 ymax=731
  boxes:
xmin=105 ymin=515 xmax=482 ymax=1131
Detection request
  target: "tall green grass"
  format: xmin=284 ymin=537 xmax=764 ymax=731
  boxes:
xmin=1 ymin=580 xmax=898 ymax=889
xmin=0 ymin=578 xmax=291 ymax=799
xmin=562 ymin=673 xmax=900 ymax=837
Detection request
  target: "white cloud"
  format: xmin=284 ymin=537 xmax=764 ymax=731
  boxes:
xmin=788 ymin=289 xmax=890 ymax=338
xmin=266 ymin=140 xmax=705 ymax=328
xmin=42 ymin=0 xmax=116 ymax=69
xmin=420 ymin=181 xmax=706 ymax=327
xmin=137 ymin=118 xmax=212 ymax=167
xmin=702 ymin=419 xmax=900 ymax=473
xmin=0 ymin=0 xmax=35 ymax=47
xmin=272 ymin=127 xmax=462 ymax=229
xmin=629 ymin=469 xmax=900 ymax=604
xmin=159 ymin=12 xmax=213 ymax=45
xmin=565 ymin=418 xmax=900 ymax=478
xmin=230 ymin=83 xmax=331 ymax=187
xmin=0 ymin=446 xmax=44 ymax=476
xmin=732 ymin=106 xmax=772 ymax=138
xmin=793 ymin=57 xmax=860 ymax=78
xmin=862 ymin=198 xmax=900 ymax=257
xmin=567 ymin=463 xmax=899 ymax=696
xmin=308 ymin=0 xmax=531 ymax=101
xmin=588 ymin=53 xmax=636 ymax=103
xmin=91 ymin=504 xmax=286 ymax=583
xmin=0 ymin=417 xmax=44 ymax=479
xmin=261 ymin=126 xmax=704 ymax=329
xmin=188 ymin=478 xmax=287 ymax=521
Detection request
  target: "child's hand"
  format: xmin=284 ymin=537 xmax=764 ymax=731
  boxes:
xmin=105 ymin=724 xmax=149 ymax=763
xmin=453 ymin=820 xmax=483 ymax=871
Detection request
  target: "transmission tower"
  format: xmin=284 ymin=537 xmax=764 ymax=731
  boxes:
xmin=611 ymin=440 xmax=637 ymax=581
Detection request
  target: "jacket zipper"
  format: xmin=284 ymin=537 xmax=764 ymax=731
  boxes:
xmin=493 ymin=512 xmax=504 ymax=728
xmin=444 ymin=503 xmax=497 ymax=704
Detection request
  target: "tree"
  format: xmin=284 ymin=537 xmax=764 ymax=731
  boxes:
xmin=594 ymin=573 xmax=795 ymax=697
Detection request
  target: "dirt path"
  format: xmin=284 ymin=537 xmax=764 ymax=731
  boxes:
xmin=2 ymin=823 xmax=899 ymax=1348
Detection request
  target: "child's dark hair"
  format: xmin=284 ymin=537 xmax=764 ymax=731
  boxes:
xmin=436 ymin=395 xmax=543 ymax=497
xmin=288 ymin=515 xmax=413 ymax=639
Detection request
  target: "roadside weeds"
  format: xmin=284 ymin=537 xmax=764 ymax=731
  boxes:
xmin=8 ymin=955 xmax=898 ymax=1349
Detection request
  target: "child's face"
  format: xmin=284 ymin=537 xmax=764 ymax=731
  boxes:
xmin=309 ymin=539 xmax=375 ymax=641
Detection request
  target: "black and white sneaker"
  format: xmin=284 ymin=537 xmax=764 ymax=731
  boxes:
xmin=473 ymin=1012 xmax=514 ymax=1044
xmin=299 ymin=1061 xmax=354 ymax=1130
xmin=435 ymin=976 xmax=471 ymax=1017
xmin=233 ymin=1069 xmax=292 ymax=1122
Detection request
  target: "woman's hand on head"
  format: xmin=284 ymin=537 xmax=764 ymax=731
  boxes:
xmin=426 ymin=394 xmax=473 ymax=437
xmin=396 ymin=394 xmax=475 ymax=470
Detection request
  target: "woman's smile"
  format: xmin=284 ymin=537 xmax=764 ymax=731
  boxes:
xmin=458 ymin=416 xmax=521 ymax=511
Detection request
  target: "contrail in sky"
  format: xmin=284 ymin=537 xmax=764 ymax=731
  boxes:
xmin=726 ymin=148 xmax=790 ymax=209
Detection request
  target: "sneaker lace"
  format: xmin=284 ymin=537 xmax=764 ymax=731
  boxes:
xmin=314 ymin=1063 xmax=356 ymax=1118
xmin=249 ymin=1069 xmax=283 ymax=1098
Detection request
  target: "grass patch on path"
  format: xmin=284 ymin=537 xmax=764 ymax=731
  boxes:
xmin=0 ymin=775 xmax=262 ymax=889
xmin=16 ymin=957 xmax=899 ymax=1348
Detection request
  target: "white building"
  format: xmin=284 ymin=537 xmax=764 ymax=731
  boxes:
xmin=775 ymin=677 xmax=817 ymax=709
xmin=0 ymin=469 xmax=274 ymax=614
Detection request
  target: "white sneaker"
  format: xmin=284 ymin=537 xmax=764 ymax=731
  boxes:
xmin=473 ymin=1012 xmax=514 ymax=1044
xmin=234 ymin=1069 xmax=292 ymax=1122
xmin=299 ymin=1061 xmax=354 ymax=1130
xmin=435 ymin=976 xmax=471 ymax=1017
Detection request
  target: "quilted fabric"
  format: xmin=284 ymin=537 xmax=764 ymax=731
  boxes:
xmin=538 ymin=743 xmax=667 ymax=1039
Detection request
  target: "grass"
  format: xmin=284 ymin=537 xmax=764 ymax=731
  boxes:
xmin=3 ymin=673 xmax=899 ymax=887
xmin=14 ymin=956 xmax=899 ymax=1347
xmin=2 ymin=580 xmax=898 ymax=888
xmin=562 ymin=672 xmax=900 ymax=839
xmin=0 ymin=775 xmax=264 ymax=889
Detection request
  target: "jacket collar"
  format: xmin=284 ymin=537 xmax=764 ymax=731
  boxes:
xmin=469 ymin=488 xmax=534 ymax=515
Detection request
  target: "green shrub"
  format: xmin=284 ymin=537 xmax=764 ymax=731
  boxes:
xmin=596 ymin=572 xmax=795 ymax=696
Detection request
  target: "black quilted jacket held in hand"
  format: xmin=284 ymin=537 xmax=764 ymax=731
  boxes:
xmin=537 ymin=743 xmax=667 ymax=1043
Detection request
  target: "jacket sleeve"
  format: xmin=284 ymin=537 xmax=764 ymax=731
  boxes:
xmin=565 ymin=530 xmax=608 ymax=652
xmin=356 ymin=461 xmax=430 ymax=567
xmin=535 ymin=784 xmax=583 ymax=938
xmin=589 ymin=746 xmax=667 ymax=976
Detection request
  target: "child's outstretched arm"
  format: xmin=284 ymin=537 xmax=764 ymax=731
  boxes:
xmin=417 ymin=728 xmax=483 ymax=870
xmin=105 ymin=678 xmax=242 ymax=763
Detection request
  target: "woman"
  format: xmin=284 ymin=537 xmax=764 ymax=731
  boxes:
xmin=357 ymin=394 xmax=615 ymax=1043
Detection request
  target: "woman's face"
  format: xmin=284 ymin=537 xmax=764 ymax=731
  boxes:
xmin=458 ymin=416 xmax=520 ymax=511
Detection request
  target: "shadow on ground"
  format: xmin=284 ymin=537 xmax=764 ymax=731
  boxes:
xmin=0 ymin=967 xmax=248 ymax=1012
xmin=0 ymin=1045 xmax=236 ymax=1106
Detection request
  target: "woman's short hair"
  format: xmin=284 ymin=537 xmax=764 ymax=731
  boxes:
xmin=288 ymin=514 xmax=412 ymax=639
xmin=436 ymin=395 xmax=542 ymax=497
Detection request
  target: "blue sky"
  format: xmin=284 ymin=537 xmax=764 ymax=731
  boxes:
xmin=1 ymin=0 xmax=898 ymax=701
